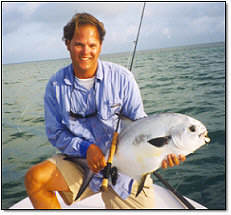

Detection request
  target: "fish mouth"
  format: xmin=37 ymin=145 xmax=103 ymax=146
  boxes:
xmin=199 ymin=131 xmax=210 ymax=144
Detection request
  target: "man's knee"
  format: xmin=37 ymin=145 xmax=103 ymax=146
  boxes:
xmin=24 ymin=160 xmax=56 ymax=193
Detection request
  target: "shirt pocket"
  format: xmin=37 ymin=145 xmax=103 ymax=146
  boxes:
xmin=98 ymin=100 xmax=122 ymax=120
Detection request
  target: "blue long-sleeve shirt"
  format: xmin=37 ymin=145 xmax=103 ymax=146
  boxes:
xmin=44 ymin=60 xmax=146 ymax=199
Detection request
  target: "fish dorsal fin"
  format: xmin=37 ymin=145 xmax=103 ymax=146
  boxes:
xmin=148 ymin=136 xmax=171 ymax=147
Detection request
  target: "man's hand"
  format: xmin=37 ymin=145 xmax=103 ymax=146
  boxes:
xmin=86 ymin=144 xmax=106 ymax=173
xmin=162 ymin=154 xmax=186 ymax=169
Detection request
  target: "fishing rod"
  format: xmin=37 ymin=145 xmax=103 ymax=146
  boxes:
xmin=101 ymin=3 xmax=147 ymax=191
xmin=129 ymin=2 xmax=146 ymax=72
xmin=128 ymin=2 xmax=195 ymax=209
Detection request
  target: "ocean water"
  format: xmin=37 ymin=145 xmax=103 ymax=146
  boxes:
xmin=2 ymin=42 xmax=225 ymax=209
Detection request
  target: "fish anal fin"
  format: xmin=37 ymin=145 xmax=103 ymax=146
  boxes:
xmin=148 ymin=136 xmax=171 ymax=147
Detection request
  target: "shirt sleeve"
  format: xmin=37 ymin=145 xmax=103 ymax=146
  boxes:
xmin=44 ymin=77 xmax=92 ymax=157
xmin=121 ymin=72 xmax=147 ymax=120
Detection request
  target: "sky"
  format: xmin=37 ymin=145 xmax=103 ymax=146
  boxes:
xmin=2 ymin=1 xmax=225 ymax=64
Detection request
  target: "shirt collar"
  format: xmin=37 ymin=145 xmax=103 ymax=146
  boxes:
xmin=64 ymin=64 xmax=74 ymax=86
xmin=63 ymin=60 xmax=103 ymax=86
xmin=95 ymin=59 xmax=103 ymax=81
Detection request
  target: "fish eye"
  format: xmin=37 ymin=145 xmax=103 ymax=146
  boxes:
xmin=189 ymin=125 xmax=196 ymax=132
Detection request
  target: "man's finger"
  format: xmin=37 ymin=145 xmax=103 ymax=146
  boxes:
xmin=167 ymin=154 xmax=174 ymax=167
xmin=162 ymin=160 xmax=168 ymax=169
xmin=171 ymin=154 xmax=180 ymax=165
xmin=179 ymin=154 xmax=186 ymax=162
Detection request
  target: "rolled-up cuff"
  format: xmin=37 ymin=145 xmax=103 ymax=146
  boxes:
xmin=79 ymin=140 xmax=92 ymax=158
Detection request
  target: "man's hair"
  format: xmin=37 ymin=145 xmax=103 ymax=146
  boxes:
xmin=63 ymin=13 xmax=106 ymax=44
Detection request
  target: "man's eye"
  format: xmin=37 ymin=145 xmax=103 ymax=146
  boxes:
xmin=90 ymin=42 xmax=99 ymax=48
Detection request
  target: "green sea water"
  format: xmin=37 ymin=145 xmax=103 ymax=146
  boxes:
xmin=2 ymin=42 xmax=225 ymax=209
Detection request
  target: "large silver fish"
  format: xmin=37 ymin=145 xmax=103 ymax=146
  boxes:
xmin=64 ymin=112 xmax=210 ymax=200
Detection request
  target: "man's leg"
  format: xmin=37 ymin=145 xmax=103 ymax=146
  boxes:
xmin=101 ymin=174 xmax=155 ymax=209
xmin=24 ymin=160 xmax=70 ymax=209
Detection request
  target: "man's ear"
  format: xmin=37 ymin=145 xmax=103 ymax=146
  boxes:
xmin=65 ymin=40 xmax=71 ymax=51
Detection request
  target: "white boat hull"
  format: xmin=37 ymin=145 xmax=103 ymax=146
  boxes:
xmin=10 ymin=184 xmax=207 ymax=209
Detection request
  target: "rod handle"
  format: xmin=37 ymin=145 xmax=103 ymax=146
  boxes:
xmin=100 ymin=132 xmax=119 ymax=191
xmin=108 ymin=132 xmax=119 ymax=163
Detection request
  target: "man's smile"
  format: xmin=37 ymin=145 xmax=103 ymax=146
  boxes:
xmin=80 ymin=57 xmax=91 ymax=61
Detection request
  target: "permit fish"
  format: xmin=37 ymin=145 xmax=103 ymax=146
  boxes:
xmin=64 ymin=112 xmax=210 ymax=200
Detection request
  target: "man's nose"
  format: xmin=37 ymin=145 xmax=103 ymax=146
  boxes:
xmin=82 ymin=45 xmax=90 ymax=55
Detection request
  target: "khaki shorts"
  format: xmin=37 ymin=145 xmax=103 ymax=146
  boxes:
xmin=48 ymin=154 xmax=155 ymax=209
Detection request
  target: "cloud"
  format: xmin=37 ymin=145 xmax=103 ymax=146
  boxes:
xmin=2 ymin=2 xmax=141 ymax=35
xmin=2 ymin=2 xmax=225 ymax=64
xmin=136 ymin=2 xmax=225 ymax=50
xmin=2 ymin=2 xmax=42 ymax=35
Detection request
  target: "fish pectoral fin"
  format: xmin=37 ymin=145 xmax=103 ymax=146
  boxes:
xmin=63 ymin=155 xmax=95 ymax=201
xmin=135 ymin=174 xmax=149 ymax=197
xmin=148 ymin=136 xmax=171 ymax=147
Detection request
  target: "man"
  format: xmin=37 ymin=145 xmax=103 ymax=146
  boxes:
xmin=24 ymin=13 xmax=185 ymax=209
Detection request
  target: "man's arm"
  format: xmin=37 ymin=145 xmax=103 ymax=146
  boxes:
xmin=44 ymin=78 xmax=92 ymax=158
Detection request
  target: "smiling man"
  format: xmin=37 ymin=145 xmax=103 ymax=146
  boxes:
xmin=66 ymin=24 xmax=102 ymax=79
xmin=24 ymin=13 xmax=184 ymax=209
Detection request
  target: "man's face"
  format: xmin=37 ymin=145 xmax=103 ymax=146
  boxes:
xmin=67 ymin=24 xmax=102 ymax=78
